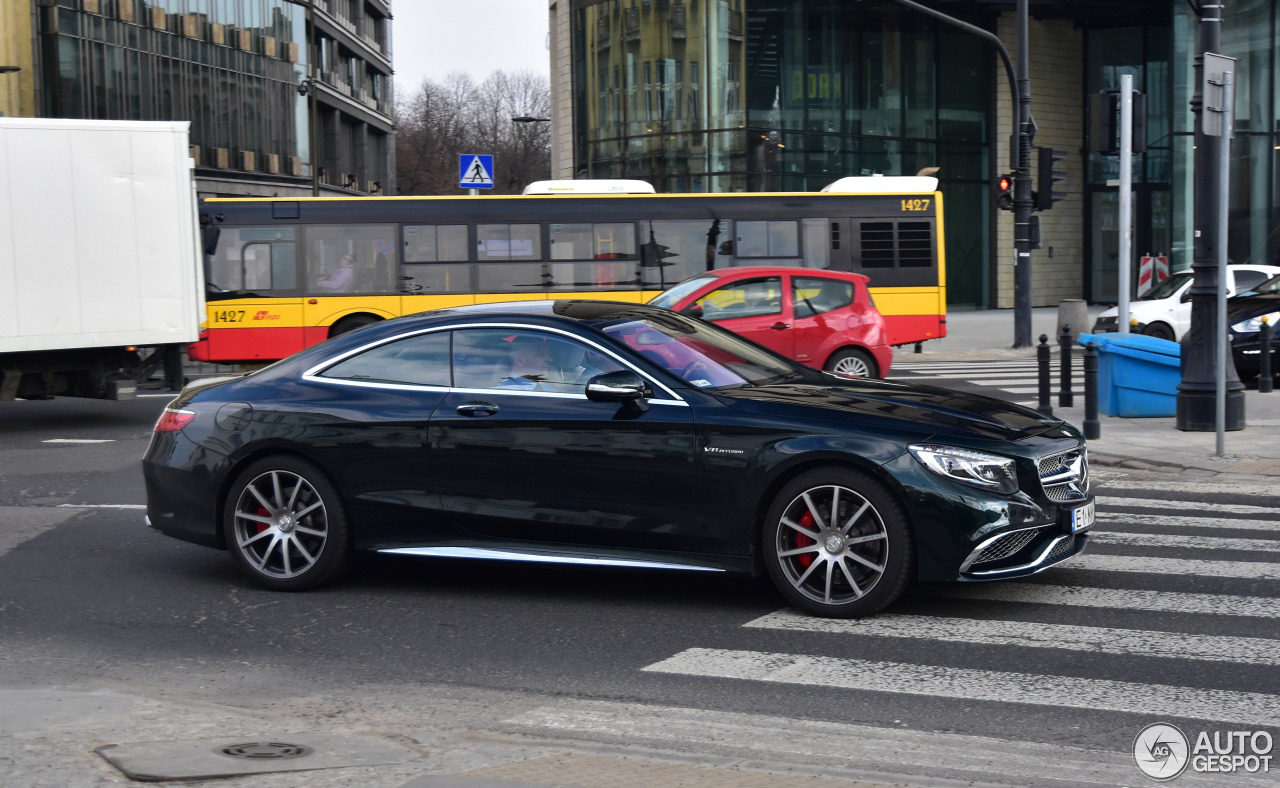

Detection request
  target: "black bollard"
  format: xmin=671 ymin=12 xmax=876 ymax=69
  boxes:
xmin=1037 ymin=334 xmax=1053 ymax=416
xmin=1058 ymin=324 xmax=1074 ymax=408
xmin=1261 ymin=317 xmax=1274 ymax=394
xmin=1083 ymin=341 xmax=1100 ymax=440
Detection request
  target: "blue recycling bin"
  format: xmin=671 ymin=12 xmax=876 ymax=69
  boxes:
xmin=1077 ymin=332 xmax=1181 ymax=417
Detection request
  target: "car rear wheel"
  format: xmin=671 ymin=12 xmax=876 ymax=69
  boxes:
xmin=763 ymin=467 xmax=912 ymax=618
xmin=825 ymin=347 xmax=877 ymax=378
xmin=1142 ymin=322 xmax=1176 ymax=342
xmin=224 ymin=456 xmax=350 ymax=591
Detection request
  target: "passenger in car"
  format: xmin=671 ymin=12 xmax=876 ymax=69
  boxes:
xmin=499 ymin=336 xmax=559 ymax=390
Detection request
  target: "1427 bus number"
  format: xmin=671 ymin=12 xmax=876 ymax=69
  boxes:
xmin=901 ymin=198 xmax=931 ymax=212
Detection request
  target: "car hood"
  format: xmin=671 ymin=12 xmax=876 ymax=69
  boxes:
xmin=1228 ymin=291 xmax=1280 ymax=322
xmin=712 ymin=377 xmax=1063 ymax=441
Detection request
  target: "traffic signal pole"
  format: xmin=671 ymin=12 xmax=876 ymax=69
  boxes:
xmin=884 ymin=0 xmax=1032 ymax=347
xmin=1117 ymin=73 xmax=1134 ymax=334
xmin=1012 ymin=0 xmax=1033 ymax=348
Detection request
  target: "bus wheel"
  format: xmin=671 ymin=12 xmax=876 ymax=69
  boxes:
xmin=825 ymin=348 xmax=877 ymax=379
xmin=328 ymin=314 xmax=380 ymax=338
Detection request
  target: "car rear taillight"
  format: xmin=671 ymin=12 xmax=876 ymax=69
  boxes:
xmin=154 ymin=408 xmax=196 ymax=433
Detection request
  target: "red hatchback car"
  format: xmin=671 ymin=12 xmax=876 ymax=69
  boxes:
xmin=649 ymin=267 xmax=893 ymax=378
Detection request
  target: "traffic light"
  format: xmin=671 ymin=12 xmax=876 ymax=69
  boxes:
xmin=995 ymin=174 xmax=1014 ymax=211
xmin=1035 ymin=147 xmax=1067 ymax=211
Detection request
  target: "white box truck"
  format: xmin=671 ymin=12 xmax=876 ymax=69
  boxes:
xmin=0 ymin=118 xmax=204 ymax=400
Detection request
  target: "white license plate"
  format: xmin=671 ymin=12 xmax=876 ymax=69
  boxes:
xmin=1069 ymin=500 xmax=1096 ymax=533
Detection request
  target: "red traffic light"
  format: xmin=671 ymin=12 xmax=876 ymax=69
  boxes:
xmin=995 ymin=174 xmax=1014 ymax=211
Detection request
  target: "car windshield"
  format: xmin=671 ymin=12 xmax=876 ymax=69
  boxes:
xmin=648 ymin=275 xmax=716 ymax=309
xmin=1138 ymin=270 xmax=1192 ymax=301
xmin=601 ymin=313 xmax=797 ymax=390
xmin=1247 ymin=273 xmax=1280 ymax=296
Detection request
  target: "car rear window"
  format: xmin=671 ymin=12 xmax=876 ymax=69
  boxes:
xmin=793 ymin=277 xmax=854 ymax=319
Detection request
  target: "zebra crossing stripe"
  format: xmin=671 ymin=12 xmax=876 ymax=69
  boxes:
xmin=1101 ymin=478 xmax=1280 ymax=497
xmin=1091 ymin=531 xmax=1280 ymax=552
xmin=642 ymin=648 xmax=1280 ymax=726
xmin=1102 ymin=512 xmax=1280 ymax=532
xmin=744 ymin=610 xmax=1280 ymax=666
xmin=1066 ymin=553 xmax=1280 ymax=580
xmin=933 ymin=582 xmax=1280 ymax=618
xmin=1096 ymin=495 xmax=1279 ymax=516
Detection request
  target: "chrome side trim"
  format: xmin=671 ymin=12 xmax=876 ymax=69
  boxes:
xmin=301 ymin=321 xmax=686 ymax=405
xmin=378 ymin=546 xmax=724 ymax=572
xmin=958 ymin=524 xmax=1048 ymax=574
xmin=967 ymin=535 xmax=1072 ymax=578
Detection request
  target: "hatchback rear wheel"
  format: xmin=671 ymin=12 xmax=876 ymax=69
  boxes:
xmin=763 ymin=467 xmax=912 ymax=618
xmin=825 ymin=347 xmax=877 ymax=378
xmin=224 ymin=456 xmax=350 ymax=591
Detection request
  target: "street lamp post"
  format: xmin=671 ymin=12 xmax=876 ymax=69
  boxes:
xmin=1177 ymin=3 xmax=1245 ymax=431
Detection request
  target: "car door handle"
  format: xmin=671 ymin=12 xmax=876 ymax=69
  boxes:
xmin=456 ymin=402 xmax=499 ymax=417
xmin=771 ymin=322 xmax=791 ymax=331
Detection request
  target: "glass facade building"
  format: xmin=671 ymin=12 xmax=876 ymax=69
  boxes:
xmin=558 ymin=0 xmax=1280 ymax=307
xmin=7 ymin=0 xmax=393 ymax=197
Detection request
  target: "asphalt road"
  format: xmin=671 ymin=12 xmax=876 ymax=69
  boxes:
xmin=1 ymin=389 xmax=1278 ymax=787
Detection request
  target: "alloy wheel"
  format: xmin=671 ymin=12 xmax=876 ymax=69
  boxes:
xmin=832 ymin=355 xmax=871 ymax=378
xmin=232 ymin=470 xmax=328 ymax=579
xmin=774 ymin=484 xmax=889 ymax=606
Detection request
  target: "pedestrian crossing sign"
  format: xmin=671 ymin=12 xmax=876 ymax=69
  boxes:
xmin=459 ymin=154 xmax=494 ymax=189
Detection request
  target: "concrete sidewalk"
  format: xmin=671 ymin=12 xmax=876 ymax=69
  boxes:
xmin=912 ymin=307 xmax=1280 ymax=478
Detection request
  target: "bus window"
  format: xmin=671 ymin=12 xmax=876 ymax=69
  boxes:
xmin=476 ymin=263 xmax=547 ymax=293
xmin=477 ymin=224 xmax=540 ymax=260
xmin=548 ymin=222 xmax=638 ymax=290
xmin=404 ymin=225 xmax=468 ymax=262
xmin=638 ymin=219 xmax=727 ymax=286
xmin=208 ymin=227 xmax=296 ymax=295
xmin=402 ymin=264 xmax=472 ymax=294
xmin=736 ymin=220 xmax=799 ymax=257
xmin=801 ymin=218 xmax=830 ymax=269
xmin=306 ymin=225 xmax=398 ymax=295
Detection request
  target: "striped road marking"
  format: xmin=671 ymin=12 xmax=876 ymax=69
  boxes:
xmin=1090 ymin=531 xmax=1280 ymax=552
xmin=1101 ymin=478 xmax=1280 ymax=497
xmin=642 ymin=648 xmax=1280 ymax=726
xmin=931 ymin=583 xmax=1280 ymax=618
xmin=55 ymin=504 xmax=147 ymax=510
xmin=42 ymin=439 xmax=115 ymax=444
xmin=137 ymin=393 xmax=177 ymax=399
xmin=1064 ymin=553 xmax=1280 ymax=580
xmin=1097 ymin=495 xmax=1279 ymax=516
xmin=1100 ymin=512 xmax=1280 ymax=532
xmin=745 ymin=610 xmax=1280 ymax=666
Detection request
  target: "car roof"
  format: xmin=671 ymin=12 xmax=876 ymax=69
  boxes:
xmin=703 ymin=266 xmax=870 ymax=283
xmin=412 ymin=299 xmax=670 ymax=325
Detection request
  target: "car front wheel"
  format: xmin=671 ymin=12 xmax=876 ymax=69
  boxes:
xmin=223 ymin=456 xmax=350 ymax=591
xmin=1142 ymin=322 xmax=1176 ymax=342
xmin=763 ymin=467 xmax=912 ymax=618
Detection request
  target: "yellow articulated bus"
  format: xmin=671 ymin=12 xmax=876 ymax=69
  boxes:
xmin=190 ymin=176 xmax=945 ymax=363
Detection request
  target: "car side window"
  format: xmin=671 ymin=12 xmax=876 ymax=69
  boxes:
xmin=694 ymin=276 xmax=783 ymax=321
xmin=1233 ymin=270 xmax=1269 ymax=294
xmin=451 ymin=328 xmax=624 ymax=394
xmin=793 ymin=277 xmax=854 ymax=319
xmin=319 ymin=332 xmax=451 ymax=387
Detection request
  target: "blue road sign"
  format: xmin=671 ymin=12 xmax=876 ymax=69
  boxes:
xmin=459 ymin=154 xmax=494 ymax=189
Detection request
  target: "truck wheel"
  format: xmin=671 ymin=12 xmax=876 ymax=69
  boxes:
xmin=329 ymin=314 xmax=380 ymax=338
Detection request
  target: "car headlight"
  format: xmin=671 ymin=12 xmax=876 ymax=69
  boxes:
xmin=1231 ymin=312 xmax=1280 ymax=333
xmin=908 ymin=444 xmax=1019 ymax=495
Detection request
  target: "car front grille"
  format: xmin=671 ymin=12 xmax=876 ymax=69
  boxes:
xmin=1038 ymin=446 xmax=1089 ymax=502
xmin=1047 ymin=535 xmax=1076 ymax=562
xmin=972 ymin=526 xmax=1047 ymax=566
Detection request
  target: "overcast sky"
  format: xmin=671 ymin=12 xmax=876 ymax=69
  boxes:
xmin=391 ymin=2 xmax=552 ymax=93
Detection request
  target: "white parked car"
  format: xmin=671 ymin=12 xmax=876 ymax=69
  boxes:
xmin=1091 ymin=264 xmax=1280 ymax=341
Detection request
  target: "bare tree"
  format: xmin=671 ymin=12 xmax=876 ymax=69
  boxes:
xmin=395 ymin=70 xmax=551 ymax=195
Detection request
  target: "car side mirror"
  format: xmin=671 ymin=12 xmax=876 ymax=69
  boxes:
xmin=682 ymin=304 xmax=704 ymax=319
xmin=586 ymin=370 xmax=651 ymax=412
xmin=1180 ymin=290 xmax=1192 ymax=303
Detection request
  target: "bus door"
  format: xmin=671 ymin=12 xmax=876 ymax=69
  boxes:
xmin=824 ymin=219 xmax=857 ymax=272
xmin=204 ymin=230 xmax=305 ymax=362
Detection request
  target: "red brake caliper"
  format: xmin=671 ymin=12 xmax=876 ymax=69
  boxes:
xmin=795 ymin=511 xmax=815 ymax=568
xmin=256 ymin=506 xmax=270 ymax=534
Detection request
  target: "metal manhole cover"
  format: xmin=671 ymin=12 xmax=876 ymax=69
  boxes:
xmin=218 ymin=742 xmax=313 ymax=760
